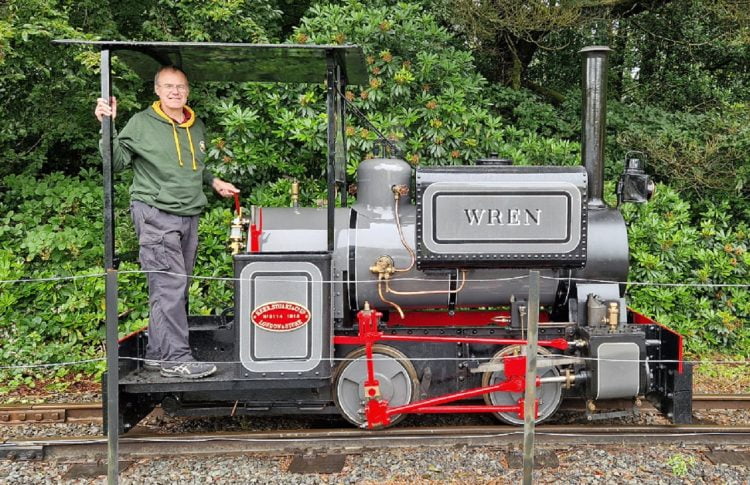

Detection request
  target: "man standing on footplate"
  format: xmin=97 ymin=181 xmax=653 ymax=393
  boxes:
xmin=95 ymin=65 xmax=239 ymax=379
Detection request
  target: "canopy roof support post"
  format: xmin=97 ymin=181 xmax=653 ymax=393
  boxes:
xmin=326 ymin=52 xmax=336 ymax=252
xmin=337 ymin=65 xmax=348 ymax=208
xmin=100 ymin=48 xmax=120 ymax=485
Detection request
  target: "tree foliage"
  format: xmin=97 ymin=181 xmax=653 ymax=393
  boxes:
xmin=449 ymin=0 xmax=583 ymax=88
xmin=615 ymin=103 xmax=750 ymax=197
xmin=0 ymin=0 xmax=105 ymax=178
xmin=623 ymin=184 xmax=750 ymax=355
xmin=1 ymin=0 xmax=749 ymax=389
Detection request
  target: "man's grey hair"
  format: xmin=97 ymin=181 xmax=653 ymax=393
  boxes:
xmin=154 ymin=65 xmax=189 ymax=86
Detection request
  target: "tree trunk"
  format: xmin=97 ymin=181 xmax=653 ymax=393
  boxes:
xmin=484 ymin=33 xmax=541 ymax=88
xmin=609 ymin=20 xmax=626 ymax=101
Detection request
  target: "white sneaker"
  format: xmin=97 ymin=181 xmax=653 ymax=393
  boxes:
xmin=160 ymin=362 xmax=217 ymax=379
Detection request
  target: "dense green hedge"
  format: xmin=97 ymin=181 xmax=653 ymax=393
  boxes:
xmin=2 ymin=172 xmax=747 ymax=391
xmin=1 ymin=0 xmax=748 ymax=390
xmin=0 ymin=172 xmax=236 ymax=389
xmin=622 ymin=186 xmax=749 ymax=356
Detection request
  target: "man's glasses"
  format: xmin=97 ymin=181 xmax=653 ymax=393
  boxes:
xmin=158 ymin=83 xmax=189 ymax=92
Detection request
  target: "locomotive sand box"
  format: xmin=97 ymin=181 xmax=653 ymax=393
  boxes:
xmin=58 ymin=40 xmax=691 ymax=432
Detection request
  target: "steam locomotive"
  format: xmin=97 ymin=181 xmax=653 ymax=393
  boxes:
xmin=88 ymin=41 xmax=692 ymax=432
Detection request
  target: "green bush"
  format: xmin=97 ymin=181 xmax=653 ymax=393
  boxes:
xmin=614 ymin=102 xmax=750 ymax=200
xmin=0 ymin=170 xmax=236 ymax=390
xmin=2 ymin=0 xmax=748 ymax=392
xmin=624 ymin=184 xmax=750 ymax=356
xmin=293 ymin=1 xmax=504 ymax=170
xmin=100 ymin=1 xmax=511 ymax=203
xmin=488 ymin=86 xmax=577 ymax=140
xmin=205 ymin=0 xmax=588 ymax=199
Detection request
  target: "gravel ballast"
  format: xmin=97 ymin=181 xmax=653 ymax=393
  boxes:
xmin=2 ymin=409 xmax=749 ymax=484
xmin=3 ymin=407 xmax=750 ymax=439
xmin=1 ymin=444 xmax=748 ymax=484
xmin=2 ymin=367 xmax=748 ymax=483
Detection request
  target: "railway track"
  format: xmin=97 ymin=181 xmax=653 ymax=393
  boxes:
xmin=2 ymin=394 xmax=748 ymax=425
xmin=2 ymin=424 xmax=750 ymax=462
xmin=2 ymin=394 xmax=749 ymax=462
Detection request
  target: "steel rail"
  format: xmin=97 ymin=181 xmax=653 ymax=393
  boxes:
xmin=559 ymin=394 xmax=750 ymax=411
xmin=2 ymin=425 xmax=750 ymax=462
xmin=0 ymin=403 xmax=104 ymax=425
xmin=693 ymin=394 xmax=750 ymax=409
xmin=1 ymin=394 xmax=748 ymax=426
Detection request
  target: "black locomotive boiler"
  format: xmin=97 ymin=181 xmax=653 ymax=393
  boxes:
xmin=81 ymin=41 xmax=691 ymax=432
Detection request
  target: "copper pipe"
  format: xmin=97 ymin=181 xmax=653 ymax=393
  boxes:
xmin=377 ymin=275 xmax=405 ymax=319
xmin=385 ymin=270 xmax=467 ymax=296
xmin=392 ymin=186 xmax=416 ymax=273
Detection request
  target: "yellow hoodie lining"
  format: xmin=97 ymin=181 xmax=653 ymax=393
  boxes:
xmin=151 ymin=101 xmax=198 ymax=170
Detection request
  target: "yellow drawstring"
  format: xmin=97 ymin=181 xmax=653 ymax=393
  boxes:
xmin=169 ymin=122 xmax=183 ymax=167
xmin=186 ymin=126 xmax=197 ymax=170
xmin=151 ymin=101 xmax=197 ymax=170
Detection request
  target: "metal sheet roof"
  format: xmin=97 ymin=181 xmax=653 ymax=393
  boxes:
xmin=53 ymin=40 xmax=368 ymax=85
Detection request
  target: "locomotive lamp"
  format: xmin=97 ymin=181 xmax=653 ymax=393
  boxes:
xmin=617 ymin=154 xmax=655 ymax=205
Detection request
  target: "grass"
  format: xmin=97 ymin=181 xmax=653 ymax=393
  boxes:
xmin=692 ymin=355 xmax=750 ymax=394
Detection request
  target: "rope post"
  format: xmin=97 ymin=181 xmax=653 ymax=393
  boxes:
xmin=523 ymin=270 xmax=540 ymax=485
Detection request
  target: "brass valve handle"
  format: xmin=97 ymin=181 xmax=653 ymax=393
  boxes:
xmin=391 ymin=184 xmax=409 ymax=199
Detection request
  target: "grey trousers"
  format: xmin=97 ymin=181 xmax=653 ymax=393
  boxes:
xmin=131 ymin=200 xmax=199 ymax=363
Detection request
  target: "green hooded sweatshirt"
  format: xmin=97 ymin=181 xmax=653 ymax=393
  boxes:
xmin=106 ymin=101 xmax=215 ymax=216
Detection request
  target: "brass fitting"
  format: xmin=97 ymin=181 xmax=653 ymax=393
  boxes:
xmin=391 ymin=184 xmax=409 ymax=200
xmin=608 ymin=302 xmax=619 ymax=331
xmin=369 ymin=257 xmax=406 ymax=318
xmin=564 ymin=368 xmax=574 ymax=390
xmin=586 ymin=400 xmax=596 ymax=413
xmin=229 ymin=207 xmax=251 ymax=255
xmin=370 ymin=255 xmax=396 ymax=279
xmin=291 ymin=180 xmax=299 ymax=208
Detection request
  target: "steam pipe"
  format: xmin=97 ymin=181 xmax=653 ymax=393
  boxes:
xmin=580 ymin=46 xmax=611 ymax=208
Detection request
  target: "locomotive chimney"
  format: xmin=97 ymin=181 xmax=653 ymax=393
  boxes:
xmin=580 ymin=46 xmax=611 ymax=208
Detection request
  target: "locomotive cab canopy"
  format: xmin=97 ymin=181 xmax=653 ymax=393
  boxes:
xmin=54 ymin=39 xmax=369 ymax=253
xmin=56 ymin=39 xmax=373 ymax=411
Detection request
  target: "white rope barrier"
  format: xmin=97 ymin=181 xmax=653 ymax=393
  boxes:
xmin=0 ymin=270 xmax=746 ymax=372
xmin=2 ymin=355 xmax=748 ymax=371
xmin=1 ymin=270 xmax=748 ymax=287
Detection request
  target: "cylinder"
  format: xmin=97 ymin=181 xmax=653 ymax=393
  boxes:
xmin=580 ymin=46 xmax=611 ymax=208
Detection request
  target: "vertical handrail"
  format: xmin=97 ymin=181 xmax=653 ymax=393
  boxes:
xmin=100 ymin=48 xmax=119 ymax=485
